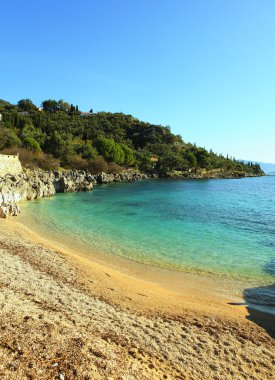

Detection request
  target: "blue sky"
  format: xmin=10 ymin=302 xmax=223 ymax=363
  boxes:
xmin=1 ymin=1 xmax=274 ymax=162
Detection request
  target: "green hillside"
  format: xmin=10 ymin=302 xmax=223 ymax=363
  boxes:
xmin=0 ymin=98 xmax=263 ymax=176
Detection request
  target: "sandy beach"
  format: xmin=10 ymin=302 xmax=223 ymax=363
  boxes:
xmin=0 ymin=219 xmax=274 ymax=380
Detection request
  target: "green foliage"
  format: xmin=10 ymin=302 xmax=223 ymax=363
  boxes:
xmin=194 ymin=148 xmax=210 ymax=169
xmin=0 ymin=99 xmax=13 ymax=109
xmin=183 ymin=152 xmax=197 ymax=168
xmin=119 ymin=143 xmax=135 ymax=165
xmin=23 ymin=137 xmax=41 ymax=153
xmin=76 ymin=143 xmax=98 ymax=159
xmin=95 ymin=137 xmax=125 ymax=164
xmin=41 ymin=99 xmax=70 ymax=113
xmin=18 ymin=99 xmax=37 ymax=111
xmin=42 ymin=99 xmax=58 ymax=112
xmin=0 ymin=128 xmax=21 ymax=149
xmin=0 ymin=97 xmax=265 ymax=176
xmin=2 ymin=147 xmax=59 ymax=170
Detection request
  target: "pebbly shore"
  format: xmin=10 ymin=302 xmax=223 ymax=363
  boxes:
xmin=0 ymin=220 xmax=274 ymax=380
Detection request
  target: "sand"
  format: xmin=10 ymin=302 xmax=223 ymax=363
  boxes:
xmin=0 ymin=219 xmax=274 ymax=380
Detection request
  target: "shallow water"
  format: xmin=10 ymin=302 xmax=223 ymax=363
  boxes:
xmin=22 ymin=176 xmax=275 ymax=304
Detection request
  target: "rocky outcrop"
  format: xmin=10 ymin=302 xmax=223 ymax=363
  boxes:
xmin=0 ymin=169 xmax=147 ymax=218
xmin=96 ymin=171 xmax=147 ymax=183
xmin=165 ymin=170 xmax=263 ymax=180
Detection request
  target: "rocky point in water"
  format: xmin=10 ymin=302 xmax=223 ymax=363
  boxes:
xmin=0 ymin=169 xmax=147 ymax=218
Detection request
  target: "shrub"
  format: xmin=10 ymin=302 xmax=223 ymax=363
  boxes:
xmin=35 ymin=153 xmax=59 ymax=171
xmin=1 ymin=147 xmax=59 ymax=170
xmin=87 ymin=156 xmax=108 ymax=174
xmin=107 ymin=162 xmax=122 ymax=174
xmin=23 ymin=137 xmax=41 ymax=153
xmin=69 ymin=155 xmax=89 ymax=170
xmin=95 ymin=137 xmax=125 ymax=164
xmin=0 ymin=128 xmax=22 ymax=149
xmin=77 ymin=143 xmax=98 ymax=159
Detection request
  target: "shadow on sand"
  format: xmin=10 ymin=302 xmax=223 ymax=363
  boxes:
xmin=228 ymin=260 xmax=275 ymax=338
xmin=243 ymin=284 xmax=275 ymax=338
xmin=242 ymin=259 xmax=275 ymax=338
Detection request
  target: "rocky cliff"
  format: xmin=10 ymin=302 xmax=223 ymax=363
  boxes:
xmin=0 ymin=169 xmax=147 ymax=218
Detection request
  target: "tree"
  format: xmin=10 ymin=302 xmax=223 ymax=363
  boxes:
xmin=183 ymin=152 xmax=197 ymax=169
xmin=120 ymin=143 xmax=135 ymax=165
xmin=194 ymin=148 xmax=210 ymax=169
xmin=95 ymin=137 xmax=125 ymax=164
xmin=0 ymin=128 xmax=21 ymax=149
xmin=23 ymin=137 xmax=41 ymax=153
xmin=77 ymin=143 xmax=98 ymax=159
xmin=0 ymin=97 xmax=264 ymax=175
xmin=42 ymin=99 xmax=71 ymax=113
xmin=42 ymin=99 xmax=58 ymax=112
xmin=18 ymin=99 xmax=37 ymax=111
xmin=57 ymin=99 xmax=70 ymax=113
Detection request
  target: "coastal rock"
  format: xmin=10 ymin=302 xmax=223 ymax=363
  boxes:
xmin=96 ymin=170 xmax=147 ymax=184
xmin=0 ymin=203 xmax=20 ymax=218
xmin=0 ymin=168 xmax=147 ymax=218
xmin=97 ymin=172 xmax=115 ymax=183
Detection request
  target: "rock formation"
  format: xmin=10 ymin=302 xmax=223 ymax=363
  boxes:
xmin=0 ymin=169 xmax=147 ymax=218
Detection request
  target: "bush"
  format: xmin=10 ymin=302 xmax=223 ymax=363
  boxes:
xmin=77 ymin=143 xmax=98 ymax=159
xmin=69 ymin=155 xmax=89 ymax=170
xmin=1 ymin=147 xmax=59 ymax=170
xmin=120 ymin=143 xmax=135 ymax=165
xmin=95 ymin=137 xmax=125 ymax=164
xmin=107 ymin=162 xmax=122 ymax=174
xmin=1 ymin=147 xmax=37 ymax=169
xmin=0 ymin=128 xmax=22 ymax=149
xmin=87 ymin=156 xmax=108 ymax=174
xmin=23 ymin=137 xmax=41 ymax=153
xmin=35 ymin=153 xmax=59 ymax=171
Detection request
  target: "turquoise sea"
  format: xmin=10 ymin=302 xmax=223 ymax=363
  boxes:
xmin=22 ymin=176 xmax=275 ymax=307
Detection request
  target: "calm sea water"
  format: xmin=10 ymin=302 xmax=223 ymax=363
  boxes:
xmin=22 ymin=176 xmax=275 ymax=301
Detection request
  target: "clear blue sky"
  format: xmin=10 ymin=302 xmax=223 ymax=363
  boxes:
xmin=1 ymin=1 xmax=274 ymax=163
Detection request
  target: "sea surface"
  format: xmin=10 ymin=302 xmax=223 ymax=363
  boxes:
xmin=22 ymin=176 xmax=275 ymax=308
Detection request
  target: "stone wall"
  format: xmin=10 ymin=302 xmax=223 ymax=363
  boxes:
xmin=0 ymin=154 xmax=23 ymax=177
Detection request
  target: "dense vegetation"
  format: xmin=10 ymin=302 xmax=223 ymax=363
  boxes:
xmin=0 ymin=98 xmax=263 ymax=175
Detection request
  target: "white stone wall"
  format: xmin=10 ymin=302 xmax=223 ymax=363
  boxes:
xmin=0 ymin=155 xmax=23 ymax=177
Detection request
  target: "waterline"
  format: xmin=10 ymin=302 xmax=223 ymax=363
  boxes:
xmin=20 ymin=177 xmax=275 ymax=303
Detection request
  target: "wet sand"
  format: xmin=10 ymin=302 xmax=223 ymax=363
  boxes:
xmin=0 ymin=219 xmax=274 ymax=380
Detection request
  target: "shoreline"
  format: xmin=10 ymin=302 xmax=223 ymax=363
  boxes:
xmin=0 ymin=168 xmax=265 ymax=219
xmin=0 ymin=218 xmax=274 ymax=379
xmin=17 ymin=187 xmax=275 ymax=316
xmin=4 ymin=217 xmax=248 ymax=318
xmin=9 ymin=196 xmax=275 ymax=319
xmin=3 ymin=215 xmax=275 ymax=322
xmin=0 ymin=215 xmax=274 ymax=380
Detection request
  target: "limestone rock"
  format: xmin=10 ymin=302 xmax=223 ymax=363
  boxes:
xmin=0 ymin=168 xmax=146 ymax=218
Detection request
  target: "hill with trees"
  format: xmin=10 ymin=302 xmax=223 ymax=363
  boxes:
xmin=0 ymin=98 xmax=263 ymax=177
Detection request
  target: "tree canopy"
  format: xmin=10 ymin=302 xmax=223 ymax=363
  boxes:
xmin=0 ymin=98 xmax=264 ymax=176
